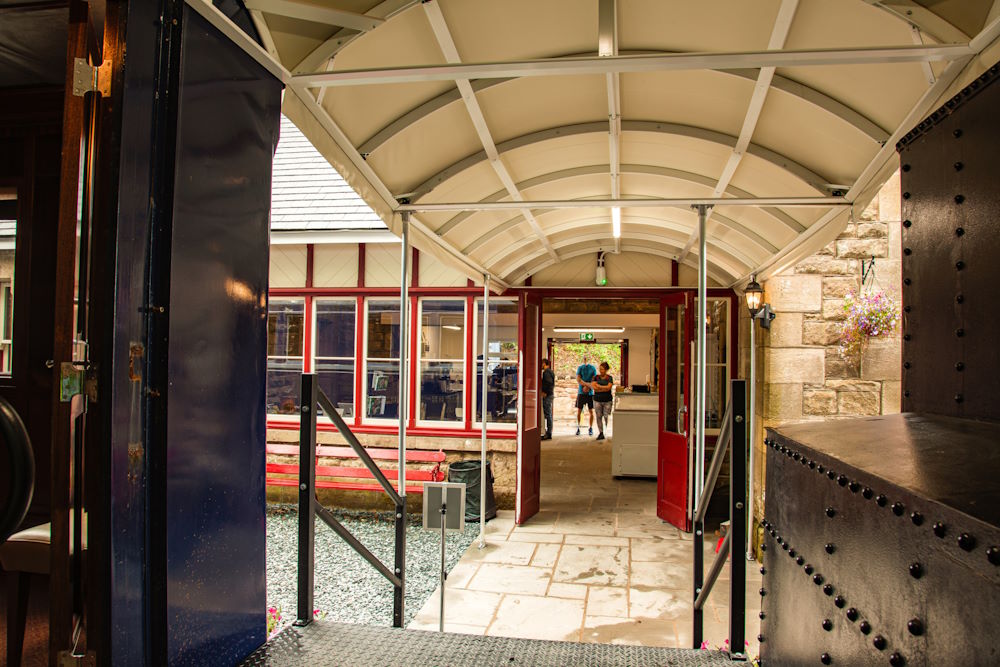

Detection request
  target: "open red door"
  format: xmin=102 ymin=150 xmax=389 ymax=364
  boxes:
xmin=657 ymin=292 xmax=693 ymax=530
xmin=516 ymin=291 xmax=542 ymax=524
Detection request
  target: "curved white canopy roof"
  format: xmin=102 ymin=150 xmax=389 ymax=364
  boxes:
xmin=192 ymin=0 xmax=1000 ymax=289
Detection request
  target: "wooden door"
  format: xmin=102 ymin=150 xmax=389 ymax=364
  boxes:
xmin=656 ymin=292 xmax=693 ymax=530
xmin=516 ymin=292 xmax=542 ymax=524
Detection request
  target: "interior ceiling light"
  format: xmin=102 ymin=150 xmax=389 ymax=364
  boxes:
xmin=611 ymin=206 xmax=621 ymax=238
xmin=552 ymin=327 xmax=625 ymax=333
xmin=442 ymin=324 xmax=461 ymax=331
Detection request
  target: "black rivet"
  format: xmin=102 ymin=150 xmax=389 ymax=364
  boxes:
xmin=827 ymin=471 xmax=836 ymax=480
xmin=863 ymin=487 xmax=874 ymax=499
xmin=860 ymin=620 xmax=872 ymax=635
xmin=789 ymin=548 xmax=797 ymax=557
xmin=954 ymin=161 xmax=963 ymax=171
xmin=956 ymin=328 xmax=964 ymax=337
xmin=956 ymin=293 xmax=964 ymax=303
xmin=903 ymin=361 xmax=911 ymax=370
xmin=902 ymin=163 xmax=911 ymax=172
xmin=903 ymin=278 xmax=911 ymax=286
xmin=987 ymin=547 xmax=1000 ymax=566
xmin=821 ymin=653 xmax=831 ymax=665
xmin=956 ymin=227 xmax=965 ymax=236
xmin=826 ymin=507 xmax=836 ymax=518
xmin=813 ymin=574 xmax=824 ymax=585
xmin=958 ymin=533 xmax=976 ymax=551
xmin=805 ymin=564 xmax=814 ymax=574
xmin=908 ymin=562 xmax=923 ymax=579
xmin=933 ymin=522 xmax=947 ymax=538
xmin=876 ymin=494 xmax=888 ymax=507
xmin=902 ymin=191 xmax=911 ymax=199
xmin=956 ymin=362 xmax=964 ymax=371
xmin=825 ymin=543 xmax=836 ymax=555
xmin=761 ymin=544 xmax=767 ymax=552
xmin=847 ymin=608 xmax=859 ymax=622
xmin=890 ymin=651 xmax=906 ymax=667
xmin=823 ymin=584 xmax=834 ymax=596
xmin=782 ymin=542 xmax=789 ymax=551
xmin=907 ymin=618 xmax=924 ymax=636
xmin=904 ymin=390 xmax=911 ymax=398
xmin=903 ymin=305 xmax=911 ymax=312
xmin=836 ymin=474 xmax=848 ymax=487
xmin=954 ymin=129 xmax=963 ymax=137
xmin=873 ymin=635 xmax=887 ymax=651
xmin=760 ymin=587 xmax=767 ymax=596
xmin=903 ymin=219 xmax=912 ymax=228
xmin=809 ymin=460 xmax=816 ymax=469
xmin=849 ymin=481 xmax=860 ymax=493
xmin=892 ymin=502 xmax=905 ymax=516
xmin=834 ymin=595 xmax=846 ymax=608
xmin=822 ymin=619 xmax=833 ymax=631
xmin=955 ymin=394 xmax=964 ymax=404
xmin=793 ymin=452 xmax=801 ymax=461
xmin=956 ymin=260 xmax=965 ymax=270
xmin=903 ymin=247 xmax=912 ymax=255
xmin=954 ymin=194 xmax=965 ymax=204
xmin=757 ymin=634 xmax=765 ymax=643
xmin=759 ymin=611 xmax=765 ymax=619
xmin=903 ymin=334 xmax=911 ymax=341
xmin=911 ymin=512 xmax=924 ymax=526
xmin=818 ymin=465 xmax=825 ymax=474
xmin=760 ymin=566 xmax=767 ymax=574
xmin=797 ymin=556 xmax=805 ymax=566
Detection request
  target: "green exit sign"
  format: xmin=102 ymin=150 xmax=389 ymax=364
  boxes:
xmin=580 ymin=333 xmax=595 ymax=341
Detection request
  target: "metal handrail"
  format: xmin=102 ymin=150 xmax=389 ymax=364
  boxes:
xmin=0 ymin=396 xmax=34 ymax=545
xmin=692 ymin=379 xmax=747 ymax=660
xmin=297 ymin=374 xmax=407 ymax=627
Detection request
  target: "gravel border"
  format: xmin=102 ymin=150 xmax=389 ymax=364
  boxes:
xmin=266 ymin=505 xmax=478 ymax=628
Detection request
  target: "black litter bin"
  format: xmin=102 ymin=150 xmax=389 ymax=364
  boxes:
xmin=448 ymin=459 xmax=497 ymax=522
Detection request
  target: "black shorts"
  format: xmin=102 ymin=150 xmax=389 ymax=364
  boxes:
xmin=576 ymin=393 xmax=594 ymax=410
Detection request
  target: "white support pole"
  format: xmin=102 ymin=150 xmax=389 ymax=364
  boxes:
xmin=747 ymin=319 xmax=756 ymax=560
xmin=694 ymin=205 xmax=711 ymax=503
xmin=398 ymin=213 xmax=410 ymax=496
xmin=479 ymin=274 xmax=491 ymax=548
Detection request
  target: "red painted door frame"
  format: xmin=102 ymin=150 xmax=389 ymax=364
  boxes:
xmin=657 ymin=291 xmax=694 ymax=530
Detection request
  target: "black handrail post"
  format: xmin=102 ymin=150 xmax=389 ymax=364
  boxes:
xmin=393 ymin=496 xmax=406 ymax=627
xmin=296 ymin=373 xmax=317 ymax=626
xmin=729 ymin=379 xmax=748 ymax=659
xmin=693 ymin=515 xmax=704 ymax=648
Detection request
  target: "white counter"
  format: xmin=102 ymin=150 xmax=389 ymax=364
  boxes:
xmin=611 ymin=393 xmax=658 ymax=477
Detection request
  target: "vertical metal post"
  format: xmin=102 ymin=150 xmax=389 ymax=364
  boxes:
xmin=394 ymin=212 xmax=410 ymax=627
xmin=297 ymin=374 xmax=317 ymax=625
xmin=746 ymin=321 xmax=756 ymax=560
xmin=479 ymin=274 xmax=490 ymax=548
xmin=729 ymin=379 xmax=748 ymax=658
xmin=692 ymin=203 xmax=710 ymax=649
xmin=439 ymin=502 xmax=447 ymax=632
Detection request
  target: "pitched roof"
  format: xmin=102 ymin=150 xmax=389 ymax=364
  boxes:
xmin=271 ymin=115 xmax=385 ymax=232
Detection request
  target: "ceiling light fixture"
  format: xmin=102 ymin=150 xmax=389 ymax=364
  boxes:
xmin=611 ymin=206 xmax=621 ymax=238
xmin=552 ymin=327 xmax=625 ymax=334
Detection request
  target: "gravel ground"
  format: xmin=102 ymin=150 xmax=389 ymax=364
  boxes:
xmin=266 ymin=505 xmax=478 ymax=628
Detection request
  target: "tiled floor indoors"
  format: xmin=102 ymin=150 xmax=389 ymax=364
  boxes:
xmin=409 ymin=428 xmax=762 ymax=656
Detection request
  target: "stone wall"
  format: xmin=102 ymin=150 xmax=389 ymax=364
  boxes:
xmin=266 ymin=428 xmax=517 ymax=511
xmin=752 ymin=171 xmax=902 ymax=527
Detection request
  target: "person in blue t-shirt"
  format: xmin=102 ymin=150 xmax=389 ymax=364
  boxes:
xmin=576 ymin=358 xmax=597 ymax=436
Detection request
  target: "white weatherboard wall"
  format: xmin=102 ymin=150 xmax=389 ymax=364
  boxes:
xmin=314 ymin=245 xmax=359 ymax=287
xmin=270 ymin=244 xmax=307 ymax=287
xmin=419 ymin=255 xmax=467 ymax=287
xmin=364 ymin=243 xmax=402 ymax=287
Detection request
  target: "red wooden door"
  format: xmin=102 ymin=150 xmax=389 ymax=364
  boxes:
xmin=657 ymin=292 xmax=693 ymax=530
xmin=516 ymin=292 xmax=542 ymax=524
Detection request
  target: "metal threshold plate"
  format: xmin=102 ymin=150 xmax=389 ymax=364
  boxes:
xmin=241 ymin=621 xmax=737 ymax=666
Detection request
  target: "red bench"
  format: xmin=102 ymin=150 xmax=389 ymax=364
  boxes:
xmin=265 ymin=444 xmax=446 ymax=495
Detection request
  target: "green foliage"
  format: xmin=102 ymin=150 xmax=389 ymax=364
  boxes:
xmin=552 ymin=342 xmax=622 ymax=378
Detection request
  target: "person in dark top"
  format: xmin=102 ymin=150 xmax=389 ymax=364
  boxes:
xmin=541 ymin=358 xmax=555 ymax=440
xmin=576 ymin=358 xmax=597 ymax=436
xmin=591 ymin=361 xmax=614 ymax=441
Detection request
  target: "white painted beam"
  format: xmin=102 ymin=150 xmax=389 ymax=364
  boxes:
xmin=398 ymin=197 xmax=848 ymax=211
xmin=292 ymin=43 xmax=973 ymax=88
xmin=243 ymin=0 xmax=383 ymax=32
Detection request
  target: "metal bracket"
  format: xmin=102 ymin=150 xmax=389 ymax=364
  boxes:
xmin=861 ymin=255 xmax=876 ymax=286
xmin=72 ymin=57 xmax=111 ymax=98
xmin=754 ymin=303 xmax=776 ymax=330
xmin=60 ymin=362 xmax=84 ymax=402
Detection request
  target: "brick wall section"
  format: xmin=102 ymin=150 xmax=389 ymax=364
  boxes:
xmin=751 ymin=171 xmax=902 ymax=528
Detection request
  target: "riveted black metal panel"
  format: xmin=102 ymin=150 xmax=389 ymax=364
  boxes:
xmin=760 ymin=415 xmax=1000 ymax=667
xmin=898 ymin=62 xmax=1000 ymax=421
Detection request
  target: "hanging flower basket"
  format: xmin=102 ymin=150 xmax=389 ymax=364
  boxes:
xmin=839 ymin=289 xmax=900 ymax=366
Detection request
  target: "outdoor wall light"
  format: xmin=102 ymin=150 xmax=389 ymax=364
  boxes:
xmin=744 ymin=274 xmax=775 ymax=330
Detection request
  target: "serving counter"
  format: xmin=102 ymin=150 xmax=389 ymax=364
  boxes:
xmin=611 ymin=392 xmax=658 ymax=477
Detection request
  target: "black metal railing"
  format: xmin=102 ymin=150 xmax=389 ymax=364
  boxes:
xmin=296 ymin=374 xmax=406 ymax=628
xmin=692 ymin=379 xmax=747 ymax=659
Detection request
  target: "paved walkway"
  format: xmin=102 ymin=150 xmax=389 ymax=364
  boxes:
xmin=410 ymin=430 xmax=762 ymax=654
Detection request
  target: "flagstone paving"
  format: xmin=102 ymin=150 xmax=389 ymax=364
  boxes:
xmin=409 ymin=430 xmax=762 ymax=654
